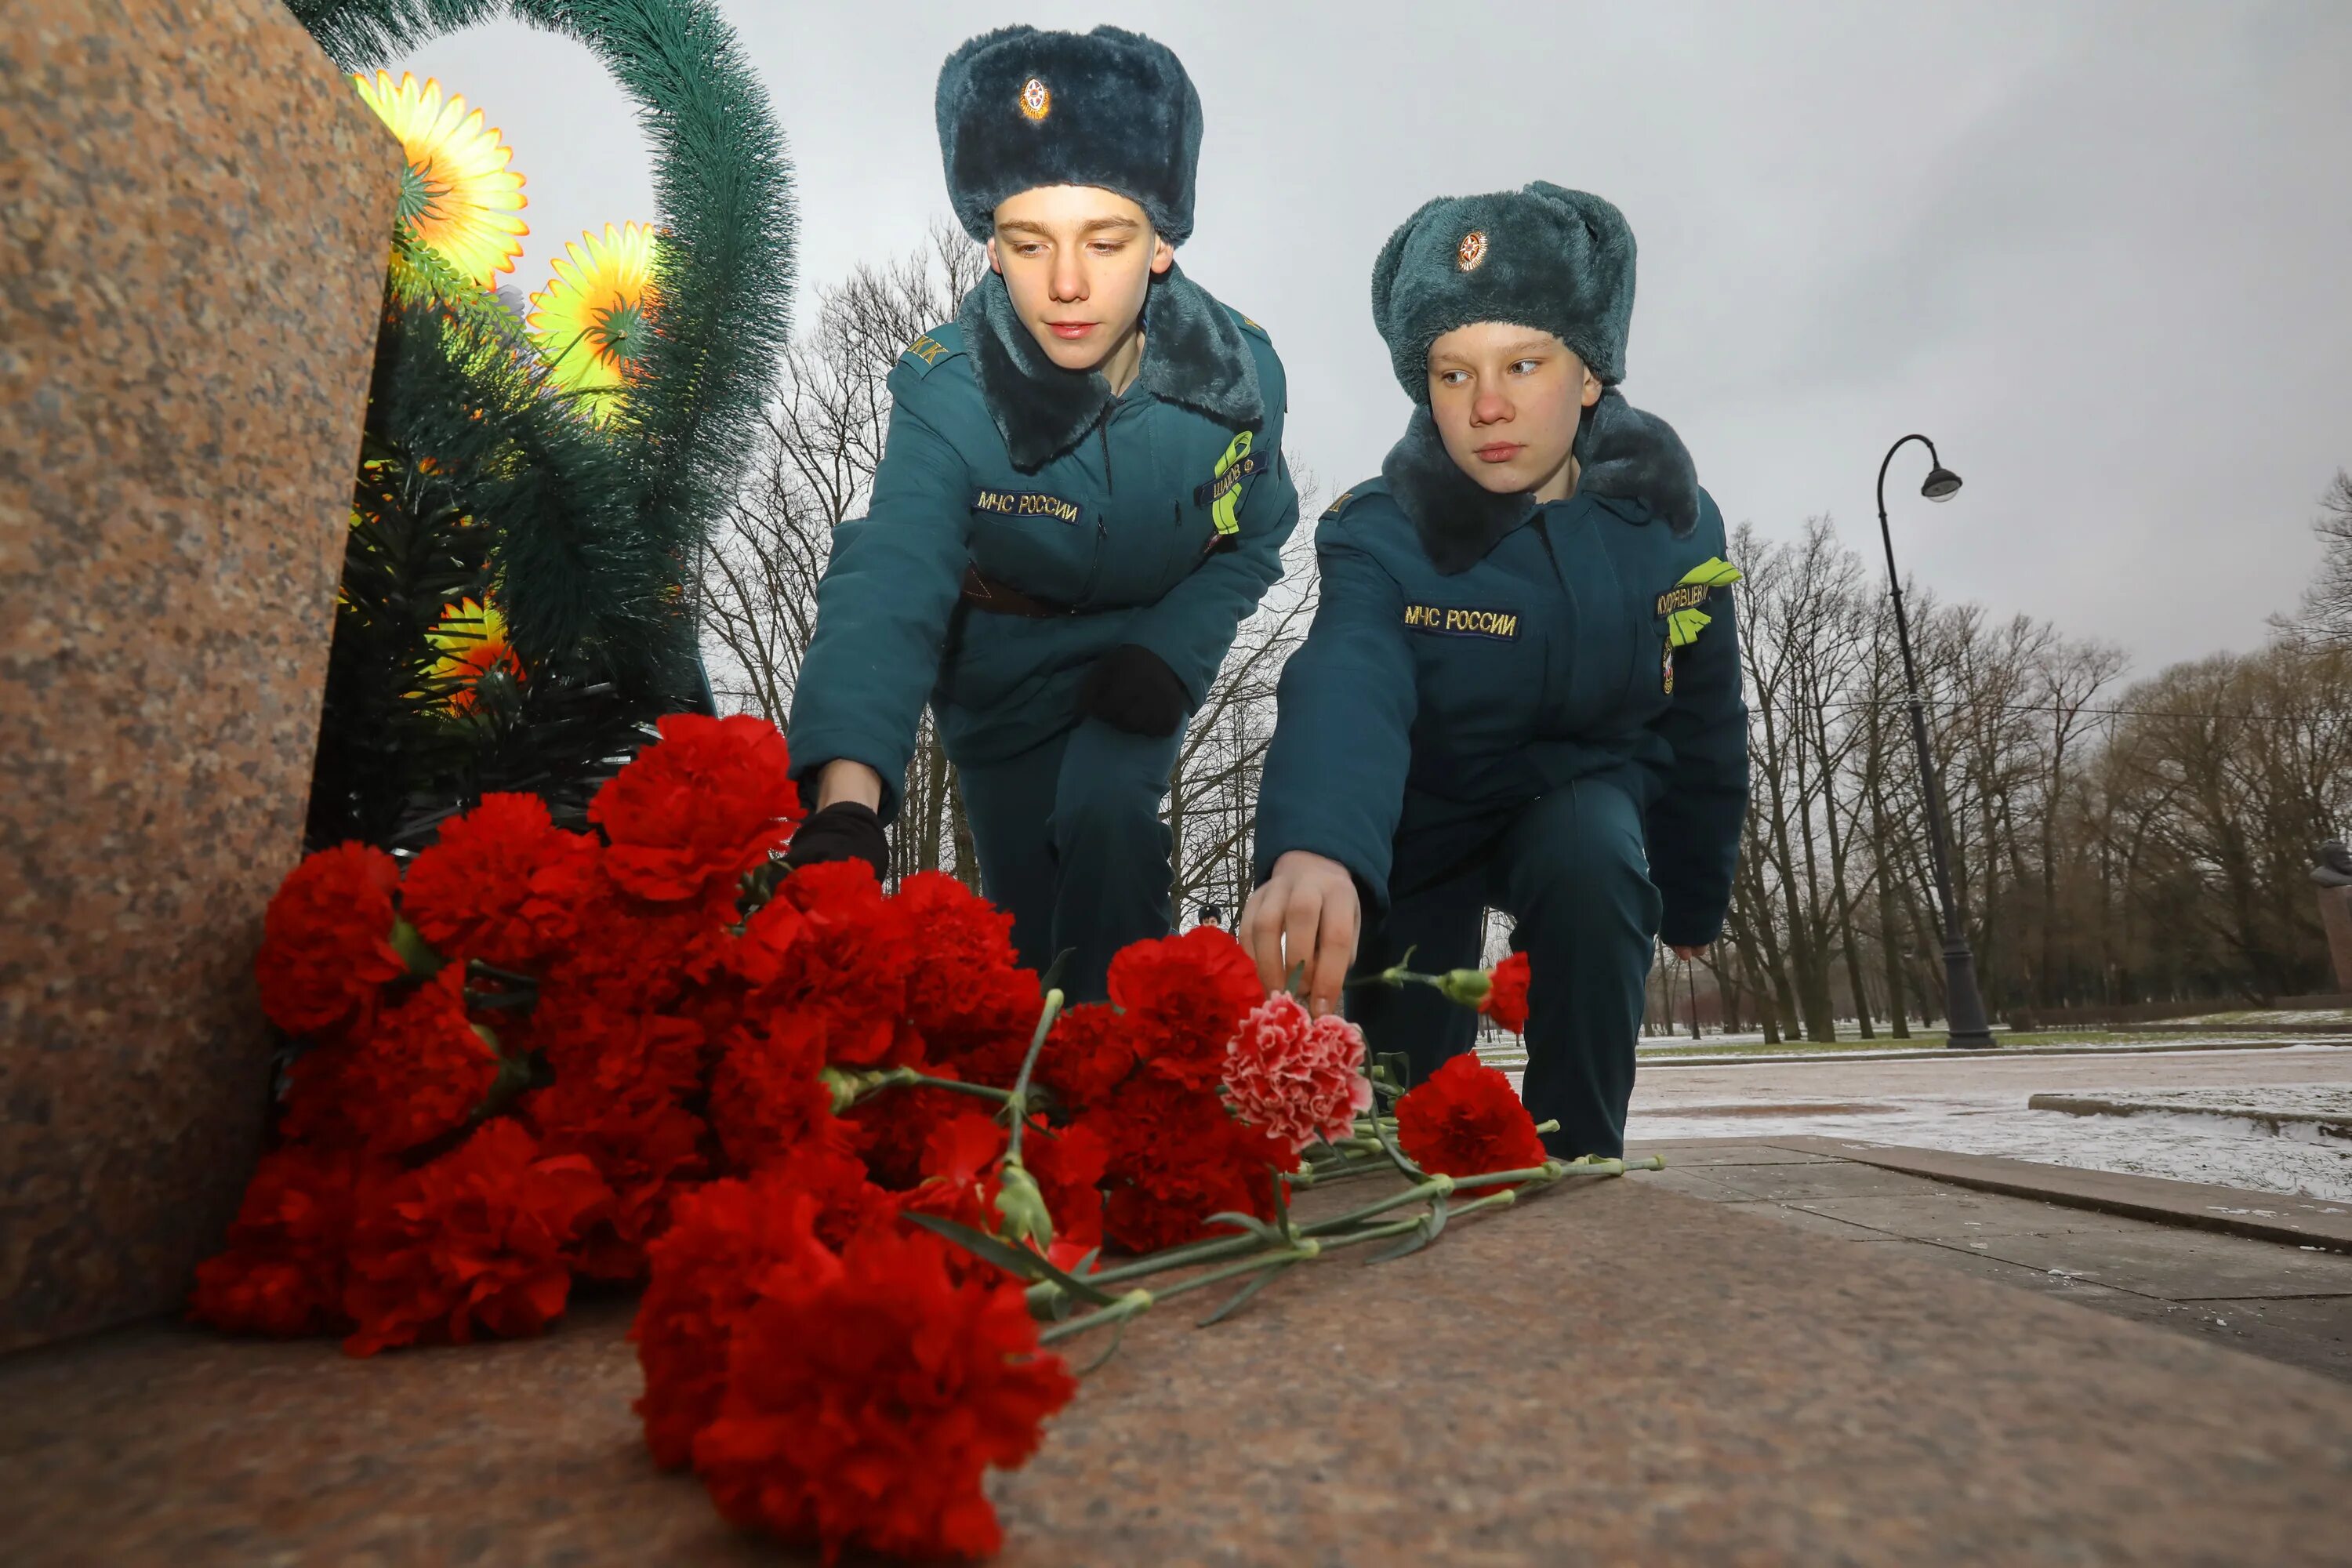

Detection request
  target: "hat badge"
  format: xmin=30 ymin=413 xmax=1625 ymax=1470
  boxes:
xmin=1457 ymin=230 xmax=1489 ymax=272
xmin=1019 ymin=77 xmax=1052 ymax=121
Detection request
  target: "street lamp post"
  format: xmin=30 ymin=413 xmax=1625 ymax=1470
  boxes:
xmin=1875 ymin=434 xmax=1997 ymax=1049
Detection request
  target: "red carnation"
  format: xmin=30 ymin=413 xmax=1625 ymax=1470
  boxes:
xmin=546 ymin=866 xmax=739 ymax=1016
xmin=767 ymin=1145 xmax=904 ymax=1254
xmin=721 ymin=891 xmax=810 ymax=991
xmin=1030 ymin=1001 xmax=1137 ymax=1114
xmin=254 ymin=840 xmax=411 ymax=1036
xmin=1083 ymin=1075 xmax=1290 ymax=1255
xmin=589 ymin=713 xmax=803 ymax=903
xmin=401 ymin=792 xmax=601 ymax=969
xmin=532 ymin=999 xmax=704 ymax=1118
xmin=890 ymin=873 xmax=1039 ymax=1080
xmin=757 ymin=860 xmax=921 ymax=1069
xmin=1108 ymin=927 xmax=1265 ymax=1091
xmin=1395 ymin=1054 xmax=1549 ymax=1185
xmin=189 ymin=1145 xmax=370 ymax=1338
xmin=1481 ymin=951 xmax=1531 ymax=1035
xmin=710 ymin=1006 xmax=852 ymax=1174
xmin=527 ymin=1088 xmax=709 ymax=1280
xmin=1221 ymin=992 xmax=1374 ymax=1152
xmin=1022 ymin=1118 xmax=1108 ymax=1252
xmin=898 ymin=1112 xmax=1007 ymax=1236
xmin=340 ymin=1120 xmax=609 ymax=1356
xmin=691 ymin=1221 xmax=1076 ymax=1563
xmin=278 ymin=967 xmax=503 ymax=1155
xmin=633 ymin=1178 xmax=838 ymax=1470
xmin=845 ymin=1075 xmax=980 ymax=1192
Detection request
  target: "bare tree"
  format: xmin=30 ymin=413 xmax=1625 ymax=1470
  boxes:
xmin=1168 ymin=470 xmax=1323 ymax=924
xmin=2270 ymin=471 xmax=2352 ymax=648
xmin=699 ymin=222 xmax=988 ymax=884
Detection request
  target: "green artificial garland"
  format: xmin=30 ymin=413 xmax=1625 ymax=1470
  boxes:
xmin=290 ymin=0 xmax=796 ymax=848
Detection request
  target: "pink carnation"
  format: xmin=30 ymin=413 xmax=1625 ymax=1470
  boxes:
xmin=1220 ymin=993 xmax=1374 ymax=1152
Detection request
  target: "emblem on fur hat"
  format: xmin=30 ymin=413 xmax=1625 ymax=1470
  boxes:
xmin=1370 ymin=181 xmax=1638 ymax=399
xmin=936 ymin=26 xmax=1205 ymax=243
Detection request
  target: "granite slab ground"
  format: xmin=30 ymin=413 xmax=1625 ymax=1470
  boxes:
xmin=5 ymin=1173 xmax=2351 ymax=1565
xmin=1640 ymin=1138 xmax=2352 ymax=1385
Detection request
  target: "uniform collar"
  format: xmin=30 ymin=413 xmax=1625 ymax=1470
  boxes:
xmin=959 ymin=263 xmax=1265 ymax=471
xmin=1380 ymin=387 xmax=1701 ymax=575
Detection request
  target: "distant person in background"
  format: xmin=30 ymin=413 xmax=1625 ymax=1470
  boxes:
xmin=782 ymin=26 xmax=1298 ymax=1000
xmin=1242 ymin=183 xmax=1749 ymax=1158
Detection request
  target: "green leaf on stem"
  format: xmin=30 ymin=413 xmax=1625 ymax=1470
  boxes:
xmin=1071 ymin=1317 xmax=1127 ymax=1376
xmin=1196 ymin=1261 xmax=1293 ymax=1327
xmin=1367 ymin=1110 xmax=1426 ymax=1179
xmin=390 ymin=918 xmax=444 ymax=979
xmin=1200 ymin=1210 xmax=1279 ymax=1243
xmin=901 ymin=1213 xmax=1120 ymax=1306
xmin=1370 ymin=1195 xmax=1448 ymax=1263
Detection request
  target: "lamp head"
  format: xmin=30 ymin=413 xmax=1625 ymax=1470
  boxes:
xmin=1921 ymin=466 xmax=1962 ymax=503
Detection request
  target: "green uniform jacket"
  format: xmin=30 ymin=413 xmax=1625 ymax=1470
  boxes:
xmin=786 ymin=266 xmax=1298 ymax=817
xmin=1252 ymin=395 xmax=1749 ymax=947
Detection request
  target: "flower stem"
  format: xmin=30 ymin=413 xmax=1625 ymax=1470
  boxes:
xmin=1037 ymin=1287 xmax=1154 ymax=1346
xmin=846 ymin=1067 xmax=1014 ymax=1109
xmin=1004 ymin=989 xmax=1065 ymax=1162
xmin=1147 ymin=1245 xmax=1318 ymax=1307
xmin=1054 ymin=1232 xmax=1265 ymax=1291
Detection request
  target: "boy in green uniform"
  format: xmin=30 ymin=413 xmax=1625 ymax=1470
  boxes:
xmin=1244 ymin=183 xmax=1749 ymax=1157
xmin=784 ymin=26 xmax=1298 ymax=1000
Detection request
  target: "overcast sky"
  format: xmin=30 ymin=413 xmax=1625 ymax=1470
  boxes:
xmin=397 ymin=0 xmax=2351 ymax=674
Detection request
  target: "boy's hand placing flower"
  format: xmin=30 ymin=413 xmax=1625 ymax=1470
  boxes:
xmin=1242 ymin=850 xmax=1359 ymax=1018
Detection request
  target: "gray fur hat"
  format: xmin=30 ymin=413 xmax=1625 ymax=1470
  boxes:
xmin=936 ymin=26 xmax=1203 ymax=245
xmin=1370 ymin=182 xmax=1636 ymax=401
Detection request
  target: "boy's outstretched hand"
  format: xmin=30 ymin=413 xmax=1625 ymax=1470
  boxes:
xmin=1243 ymin=850 xmax=1360 ymax=1018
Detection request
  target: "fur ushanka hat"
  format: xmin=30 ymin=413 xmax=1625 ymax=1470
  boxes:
xmin=936 ymin=26 xmax=1203 ymax=245
xmin=1370 ymin=181 xmax=1636 ymax=401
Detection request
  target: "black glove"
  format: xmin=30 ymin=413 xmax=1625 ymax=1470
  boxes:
xmin=783 ymin=800 xmax=889 ymax=880
xmin=1078 ymin=644 xmax=1189 ymax=737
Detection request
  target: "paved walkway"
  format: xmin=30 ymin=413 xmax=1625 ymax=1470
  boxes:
xmin=1630 ymin=1136 xmax=2352 ymax=1384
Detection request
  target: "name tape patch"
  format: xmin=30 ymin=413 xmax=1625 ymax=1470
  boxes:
xmin=1403 ymin=604 xmax=1520 ymax=641
xmin=1653 ymin=582 xmax=1715 ymax=618
xmin=971 ymin=488 xmax=1081 ymax=524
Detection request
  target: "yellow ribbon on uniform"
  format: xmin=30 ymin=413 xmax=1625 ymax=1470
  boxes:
xmin=1210 ymin=430 xmax=1254 ymax=537
xmin=1664 ymin=557 xmax=1744 ymax=648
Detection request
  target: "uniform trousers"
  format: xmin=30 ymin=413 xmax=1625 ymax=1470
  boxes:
xmin=952 ymin=717 xmax=1182 ymax=1004
xmin=1346 ymin=771 xmax=1662 ymax=1158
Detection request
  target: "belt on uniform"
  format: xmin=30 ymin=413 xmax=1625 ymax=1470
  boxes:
xmin=960 ymin=563 xmax=1077 ymax=619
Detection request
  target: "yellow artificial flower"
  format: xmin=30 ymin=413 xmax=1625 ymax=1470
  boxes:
xmin=527 ymin=222 xmax=661 ymax=423
xmin=421 ymin=596 xmax=524 ymax=713
xmin=352 ymin=71 xmax=528 ymax=288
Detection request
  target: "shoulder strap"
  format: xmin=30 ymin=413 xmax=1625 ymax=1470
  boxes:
xmin=897 ymin=321 xmax=967 ymax=378
xmin=1319 ymin=480 xmax=1384 ymax=522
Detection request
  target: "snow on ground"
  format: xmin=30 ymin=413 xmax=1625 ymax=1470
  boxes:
xmin=1477 ymin=1033 xmax=2348 ymax=1071
xmin=1624 ymin=1094 xmax=2352 ymax=1203
xmin=1515 ymin=1044 xmax=2352 ymax=1203
xmin=2170 ymin=1007 xmax=2352 ymax=1025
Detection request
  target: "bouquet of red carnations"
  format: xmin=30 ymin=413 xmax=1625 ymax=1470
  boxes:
xmin=192 ymin=713 xmax=1644 ymax=1561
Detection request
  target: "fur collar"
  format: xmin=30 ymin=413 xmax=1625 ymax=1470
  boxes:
xmin=1379 ymin=387 xmax=1700 ymax=575
xmin=959 ymin=264 xmax=1265 ymax=470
